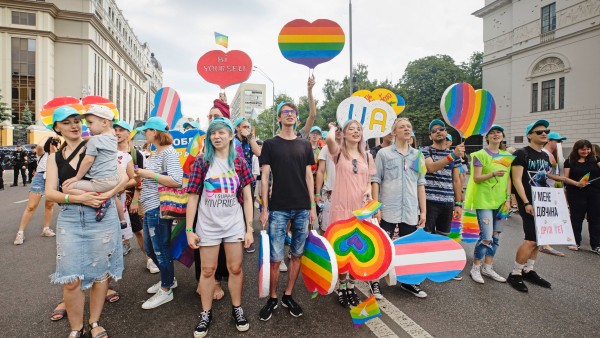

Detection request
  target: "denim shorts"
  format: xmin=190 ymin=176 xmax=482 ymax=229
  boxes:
xmin=268 ymin=209 xmax=309 ymax=262
xmin=199 ymin=232 xmax=246 ymax=246
xmin=50 ymin=203 xmax=123 ymax=290
xmin=29 ymin=172 xmax=45 ymax=194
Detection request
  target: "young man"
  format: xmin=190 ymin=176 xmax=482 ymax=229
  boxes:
xmin=259 ymin=102 xmax=316 ymax=321
xmin=315 ymin=124 xmax=342 ymax=233
xmin=12 ymin=144 xmax=28 ymax=187
xmin=508 ymin=120 xmax=563 ymax=292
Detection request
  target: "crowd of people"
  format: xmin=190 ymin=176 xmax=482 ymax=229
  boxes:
xmin=6 ymin=77 xmax=600 ymax=338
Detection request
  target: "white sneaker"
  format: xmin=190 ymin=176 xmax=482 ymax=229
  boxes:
xmin=481 ymin=266 xmax=507 ymax=282
xmin=470 ymin=265 xmax=485 ymax=284
xmin=14 ymin=232 xmax=24 ymax=245
xmin=279 ymin=261 xmax=288 ymax=272
xmin=146 ymin=259 xmax=159 ymax=274
xmin=41 ymin=227 xmax=56 ymax=237
xmin=147 ymin=278 xmax=178 ymax=294
xmin=142 ymin=288 xmax=173 ymax=309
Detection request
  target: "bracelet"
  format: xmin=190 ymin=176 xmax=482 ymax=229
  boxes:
xmin=454 ymin=201 xmax=463 ymax=207
xmin=64 ymin=194 xmax=70 ymax=204
xmin=446 ymin=153 xmax=457 ymax=162
xmin=506 ymin=194 xmax=511 ymax=199
xmin=315 ymin=193 xmax=321 ymax=197
xmin=185 ymin=228 xmax=193 ymax=233
xmin=154 ymin=173 xmax=159 ymax=181
xmin=131 ymin=199 xmax=138 ymax=204
xmin=524 ymin=202 xmax=532 ymax=206
xmin=311 ymin=203 xmax=316 ymax=207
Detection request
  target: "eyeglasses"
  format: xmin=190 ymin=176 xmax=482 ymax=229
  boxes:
xmin=280 ymin=109 xmax=297 ymax=116
xmin=531 ymin=129 xmax=551 ymax=135
xmin=352 ymin=159 xmax=358 ymax=174
xmin=430 ymin=127 xmax=446 ymax=134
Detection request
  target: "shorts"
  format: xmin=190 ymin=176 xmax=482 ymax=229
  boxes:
xmin=380 ymin=219 xmax=417 ymax=240
xmin=29 ymin=172 xmax=45 ymax=194
xmin=72 ymin=174 xmax=121 ymax=193
xmin=129 ymin=212 xmax=143 ymax=233
xmin=517 ymin=200 xmax=537 ymax=242
xmin=199 ymin=232 xmax=245 ymax=246
xmin=425 ymin=201 xmax=453 ymax=236
xmin=268 ymin=209 xmax=309 ymax=262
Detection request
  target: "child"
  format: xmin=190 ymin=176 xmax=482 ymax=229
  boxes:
xmin=62 ymin=104 xmax=121 ymax=221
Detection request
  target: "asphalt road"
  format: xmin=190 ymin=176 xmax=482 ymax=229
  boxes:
xmin=2 ymin=172 xmax=600 ymax=338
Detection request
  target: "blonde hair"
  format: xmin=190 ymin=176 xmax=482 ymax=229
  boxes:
xmin=339 ymin=120 xmax=368 ymax=162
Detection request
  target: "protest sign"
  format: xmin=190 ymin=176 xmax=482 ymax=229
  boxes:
xmin=336 ymin=96 xmax=396 ymax=140
xmin=197 ymin=50 xmax=252 ymax=88
xmin=532 ymin=187 xmax=576 ymax=245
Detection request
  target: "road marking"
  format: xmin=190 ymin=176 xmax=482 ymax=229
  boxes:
xmin=14 ymin=199 xmax=29 ymax=204
xmin=355 ymin=282 xmax=434 ymax=338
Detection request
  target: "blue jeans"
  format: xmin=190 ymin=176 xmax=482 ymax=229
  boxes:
xmin=143 ymin=207 xmax=175 ymax=289
xmin=268 ymin=209 xmax=309 ymax=262
xmin=473 ymin=209 xmax=505 ymax=261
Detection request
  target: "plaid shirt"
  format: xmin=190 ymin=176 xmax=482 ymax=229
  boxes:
xmin=187 ymin=155 xmax=254 ymax=205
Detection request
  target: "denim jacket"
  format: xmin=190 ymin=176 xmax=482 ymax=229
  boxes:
xmin=371 ymin=145 xmax=425 ymax=225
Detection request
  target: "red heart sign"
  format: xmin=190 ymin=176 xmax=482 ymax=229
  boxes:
xmin=196 ymin=50 xmax=253 ymax=89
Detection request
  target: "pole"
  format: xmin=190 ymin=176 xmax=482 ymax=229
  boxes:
xmin=253 ymin=66 xmax=276 ymax=137
xmin=349 ymin=0 xmax=353 ymax=96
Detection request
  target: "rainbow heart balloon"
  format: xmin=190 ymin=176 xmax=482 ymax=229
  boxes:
xmin=301 ymin=230 xmax=338 ymax=295
xmin=324 ymin=217 xmax=393 ymax=281
xmin=278 ymin=19 xmax=345 ymax=69
xmin=440 ymin=82 xmax=496 ymax=138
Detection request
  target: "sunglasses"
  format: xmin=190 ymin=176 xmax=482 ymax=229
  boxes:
xmin=430 ymin=127 xmax=446 ymax=134
xmin=352 ymin=159 xmax=358 ymax=174
xmin=280 ymin=109 xmax=297 ymax=116
xmin=531 ymin=129 xmax=551 ymax=135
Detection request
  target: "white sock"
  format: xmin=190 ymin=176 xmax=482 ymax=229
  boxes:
xmin=523 ymin=259 xmax=535 ymax=273
xmin=483 ymin=263 xmax=493 ymax=271
xmin=471 ymin=263 xmax=481 ymax=270
xmin=512 ymin=262 xmax=524 ymax=275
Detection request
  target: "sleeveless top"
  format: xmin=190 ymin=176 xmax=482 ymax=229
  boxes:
xmin=55 ymin=141 xmax=87 ymax=192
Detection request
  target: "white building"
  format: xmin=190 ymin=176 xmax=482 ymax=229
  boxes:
xmin=473 ymin=0 xmax=600 ymax=149
xmin=230 ymin=83 xmax=266 ymax=121
xmin=0 ymin=0 xmax=163 ymax=125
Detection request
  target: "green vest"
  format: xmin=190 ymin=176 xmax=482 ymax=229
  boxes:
xmin=464 ymin=148 xmax=511 ymax=210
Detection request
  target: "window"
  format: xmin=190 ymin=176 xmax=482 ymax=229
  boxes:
xmin=541 ymin=3 xmax=556 ymax=33
xmin=559 ymin=77 xmax=565 ymax=109
xmin=12 ymin=11 xmax=36 ymax=26
xmin=541 ymin=79 xmax=556 ymax=111
xmin=531 ymin=83 xmax=538 ymax=112
xmin=515 ymin=136 xmax=524 ymax=144
xmin=11 ymin=38 xmax=36 ymax=124
xmin=108 ymin=67 xmax=113 ymax=102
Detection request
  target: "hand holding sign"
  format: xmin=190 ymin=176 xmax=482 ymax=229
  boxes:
xmin=336 ymin=97 xmax=396 ymax=140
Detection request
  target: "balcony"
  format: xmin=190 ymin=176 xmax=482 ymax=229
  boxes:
xmin=540 ymin=30 xmax=555 ymax=44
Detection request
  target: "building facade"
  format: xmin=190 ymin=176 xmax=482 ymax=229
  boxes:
xmin=0 ymin=0 xmax=163 ymax=126
xmin=230 ymin=83 xmax=266 ymax=121
xmin=473 ymin=0 xmax=600 ymax=149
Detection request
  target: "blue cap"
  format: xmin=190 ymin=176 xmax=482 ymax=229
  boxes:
xmin=136 ymin=116 xmax=169 ymax=132
xmin=210 ymin=117 xmax=234 ymax=132
xmin=114 ymin=120 xmax=132 ymax=132
xmin=548 ymin=131 xmax=566 ymax=142
xmin=183 ymin=121 xmax=200 ymax=130
xmin=429 ymin=119 xmax=445 ymax=131
xmin=310 ymin=126 xmax=322 ymax=134
xmin=446 ymin=134 xmax=453 ymax=142
xmin=322 ymin=131 xmax=329 ymax=138
xmin=525 ymin=119 xmax=549 ymax=136
xmin=485 ymin=124 xmax=504 ymax=136
xmin=233 ymin=117 xmax=247 ymax=128
xmin=52 ymin=106 xmax=80 ymax=126
xmin=276 ymin=101 xmax=294 ymax=115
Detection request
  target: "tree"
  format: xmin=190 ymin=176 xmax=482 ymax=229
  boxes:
xmin=20 ymin=104 xmax=34 ymax=126
xmin=0 ymin=90 xmax=12 ymax=123
xmin=460 ymin=51 xmax=483 ymax=89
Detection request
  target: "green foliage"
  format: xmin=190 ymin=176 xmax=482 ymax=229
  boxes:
xmin=0 ymin=90 xmax=12 ymax=122
xmin=254 ymin=93 xmax=293 ymax=140
xmin=460 ymin=51 xmax=483 ymax=89
xmin=20 ymin=104 xmax=34 ymax=126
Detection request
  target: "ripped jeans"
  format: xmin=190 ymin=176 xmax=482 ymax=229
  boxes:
xmin=143 ymin=207 xmax=175 ymax=289
xmin=473 ymin=209 xmax=505 ymax=261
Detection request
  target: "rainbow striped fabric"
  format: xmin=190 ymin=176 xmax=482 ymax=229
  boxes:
xmin=579 ymin=172 xmax=591 ymax=185
xmin=214 ymin=32 xmax=228 ymax=48
xmin=496 ymin=203 xmax=510 ymax=220
xmin=460 ymin=211 xmax=479 ymax=243
xmin=410 ymin=150 xmax=427 ymax=175
xmin=258 ymin=231 xmax=270 ymax=298
xmin=352 ymin=200 xmax=382 ymax=220
xmin=300 ymin=230 xmax=338 ymax=295
xmin=350 ymin=295 xmax=381 ymax=327
xmin=150 ymin=87 xmax=183 ymax=129
xmin=440 ymin=82 xmax=496 ymax=138
xmin=492 ymin=154 xmax=516 ymax=168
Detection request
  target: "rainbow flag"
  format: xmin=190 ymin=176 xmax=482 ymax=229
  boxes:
xmin=410 ymin=150 xmax=427 ymax=175
xmin=492 ymin=154 xmax=516 ymax=168
xmin=496 ymin=203 xmax=510 ymax=220
xmin=182 ymin=130 xmax=206 ymax=175
xmin=461 ymin=211 xmax=479 ymax=243
xmin=579 ymin=172 xmax=591 ymax=185
xmin=350 ymin=295 xmax=381 ymax=327
xmin=449 ymin=217 xmax=462 ymax=242
xmin=215 ymin=32 xmax=228 ymax=48
xmin=352 ymin=200 xmax=382 ymax=220
xmin=170 ymin=219 xmax=194 ymax=268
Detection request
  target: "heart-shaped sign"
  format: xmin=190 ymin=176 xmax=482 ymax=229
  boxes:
xmin=440 ymin=82 xmax=496 ymax=138
xmin=353 ymin=89 xmax=405 ymax=115
xmin=301 ymin=230 xmax=338 ymax=295
xmin=278 ymin=19 xmax=345 ymax=69
xmin=258 ymin=230 xmax=270 ymax=298
xmin=197 ymin=50 xmax=252 ymax=89
xmin=336 ymin=96 xmax=396 ymax=140
xmin=150 ymin=87 xmax=183 ymax=129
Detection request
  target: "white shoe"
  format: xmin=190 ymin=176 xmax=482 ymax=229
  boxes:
xmin=41 ymin=227 xmax=56 ymax=237
xmin=279 ymin=261 xmax=288 ymax=272
xmin=147 ymin=278 xmax=177 ymax=294
xmin=14 ymin=232 xmax=24 ymax=245
xmin=470 ymin=266 xmax=485 ymax=284
xmin=481 ymin=266 xmax=507 ymax=282
xmin=142 ymin=288 xmax=173 ymax=309
xmin=147 ymin=259 xmax=159 ymax=274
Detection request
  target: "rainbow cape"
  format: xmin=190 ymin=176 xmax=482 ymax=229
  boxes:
xmin=491 ymin=154 xmax=516 ymax=168
xmin=170 ymin=219 xmax=194 ymax=268
xmin=410 ymin=150 xmax=427 ymax=175
xmin=496 ymin=203 xmax=510 ymax=220
xmin=352 ymin=200 xmax=382 ymax=220
xmin=350 ymin=295 xmax=381 ymax=327
xmin=579 ymin=173 xmax=590 ymax=186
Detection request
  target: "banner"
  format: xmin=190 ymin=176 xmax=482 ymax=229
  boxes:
xmin=531 ymin=187 xmax=576 ymax=245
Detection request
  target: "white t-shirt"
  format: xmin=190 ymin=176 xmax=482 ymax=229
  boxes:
xmin=117 ymin=150 xmax=133 ymax=240
xmin=318 ymin=145 xmax=336 ymax=192
xmin=196 ymin=157 xmax=244 ymax=239
xmin=252 ymin=155 xmax=260 ymax=177
xmin=38 ymin=153 xmax=48 ymax=179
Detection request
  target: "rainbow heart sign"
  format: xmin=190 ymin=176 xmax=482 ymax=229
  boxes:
xmin=150 ymin=87 xmax=183 ymax=129
xmin=353 ymin=89 xmax=405 ymax=115
xmin=336 ymin=96 xmax=396 ymax=140
xmin=324 ymin=217 xmax=393 ymax=281
xmin=301 ymin=230 xmax=338 ymax=295
xmin=278 ymin=19 xmax=345 ymax=69
xmin=40 ymin=96 xmax=83 ymax=128
xmin=460 ymin=210 xmax=479 ymax=243
xmin=197 ymin=50 xmax=252 ymax=89
xmin=440 ymin=82 xmax=496 ymax=138
xmin=258 ymin=230 xmax=270 ymax=298
xmin=81 ymin=96 xmax=120 ymax=121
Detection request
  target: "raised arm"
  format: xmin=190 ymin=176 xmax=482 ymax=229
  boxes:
xmin=302 ymin=75 xmax=317 ymax=137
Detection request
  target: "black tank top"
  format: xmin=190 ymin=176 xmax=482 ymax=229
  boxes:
xmin=55 ymin=141 xmax=87 ymax=192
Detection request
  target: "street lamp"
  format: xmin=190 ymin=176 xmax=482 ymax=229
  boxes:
xmin=252 ymin=66 xmax=276 ymax=137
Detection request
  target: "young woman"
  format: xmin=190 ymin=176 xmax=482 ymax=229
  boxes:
xmin=464 ymin=125 xmax=511 ymax=284
xmin=134 ymin=116 xmax=183 ymax=310
xmin=326 ymin=120 xmax=376 ymax=307
xmin=14 ymin=136 xmax=60 ymax=245
xmin=564 ymin=139 xmax=600 ymax=252
xmin=186 ymin=118 xmax=254 ymax=337
xmin=45 ymin=106 xmax=127 ymax=338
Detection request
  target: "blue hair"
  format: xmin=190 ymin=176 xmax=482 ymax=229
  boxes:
xmin=203 ymin=118 xmax=236 ymax=168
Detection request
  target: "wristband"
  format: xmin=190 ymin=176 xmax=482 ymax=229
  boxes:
xmin=315 ymin=193 xmax=321 ymax=197
xmin=185 ymin=228 xmax=193 ymax=233
xmin=446 ymin=153 xmax=456 ymax=162
xmin=455 ymin=201 xmax=463 ymax=207
xmin=131 ymin=199 xmax=138 ymax=204
xmin=64 ymin=194 xmax=70 ymax=204
xmin=506 ymin=194 xmax=511 ymax=199
xmin=524 ymin=202 xmax=532 ymax=206
xmin=154 ymin=173 xmax=159 ymax=181
xmin=311 ymin=203 xmax=316 ymax=207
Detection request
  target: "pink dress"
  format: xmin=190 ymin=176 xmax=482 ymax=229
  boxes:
xmin=329 ymin=149 xmax=375 ymax=224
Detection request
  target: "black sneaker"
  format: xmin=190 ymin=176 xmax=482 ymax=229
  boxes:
xmin=507 ymin=273 xmax=529 ymax=292
xmin=347 ymin=287 xmax=361 ymax=306
xmin=522 ymin=270 xmax=551 ymax=288
xmin=232 ymin=306 xmax=249 ymax=332
xmin=337 ymin=288 xmax=349 ymax=308
xmin=281 ymin=295 xmax=303 ymax=317
xmin=259 ymin=297 xmax=278 ymax=321
xmin=193 ymin=310 xmax=212 ymax=338
xmin=369 ymin=281 xmax=383 ymax=300
xmin=400 ymin=283 xmax=428 ymax=298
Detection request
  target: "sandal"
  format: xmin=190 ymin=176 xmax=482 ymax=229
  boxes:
xmin=105 ymin=290 xmax=120 ymax=303
xmin=539 ymin=247 xmax=565 ymax=257
xmin=568 ymin=245 xmax=580 ymax=251
xmin=51 ymin=307 xmax=67 ymax=321
xmin=68 ymin=328 xmax=84 ymax=338
xmin=87 ymin=321 xmax=108 ymax=338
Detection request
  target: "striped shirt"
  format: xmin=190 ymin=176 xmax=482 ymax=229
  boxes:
xmin=421 ymin=146 xmax=461 ymax=204
xmin=140 ymin=146 xmax=183 ymax=212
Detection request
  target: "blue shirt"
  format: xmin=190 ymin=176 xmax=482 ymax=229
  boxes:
xmin=421 ymin=146 xmax=461 ymax=204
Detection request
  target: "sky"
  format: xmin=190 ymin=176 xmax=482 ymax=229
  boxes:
xmin=116 ymin=0 xmax=485 ymax=128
